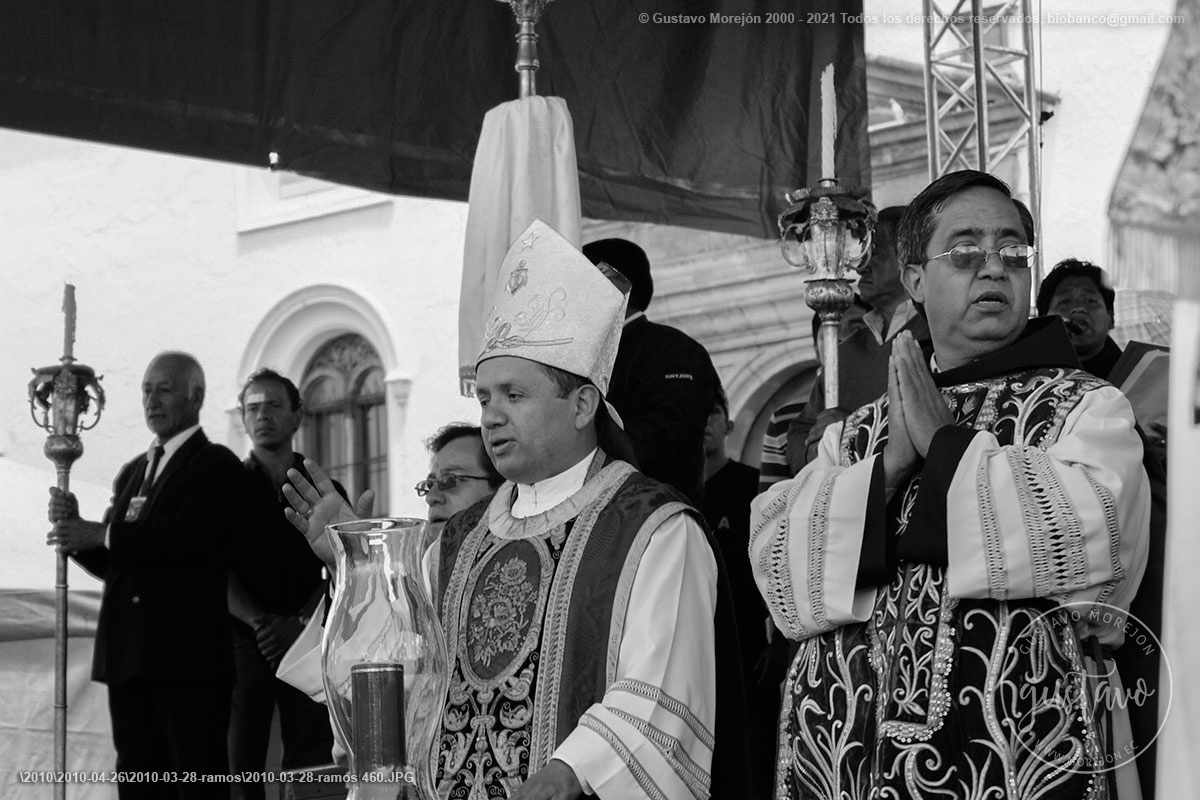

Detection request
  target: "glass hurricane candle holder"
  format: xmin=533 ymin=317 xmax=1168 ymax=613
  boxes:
xmin=323 ymin=518 xmax=449 ymax=799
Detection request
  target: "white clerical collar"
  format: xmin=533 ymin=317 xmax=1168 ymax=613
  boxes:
xmin=623 ymin=310 xmax=646 ymax=327
xmin=511 ymin=448 xmax=598 ymax=519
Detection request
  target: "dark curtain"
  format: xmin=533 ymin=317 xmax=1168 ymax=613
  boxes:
xmin=0 ymin=0 xmax=868 ymax=239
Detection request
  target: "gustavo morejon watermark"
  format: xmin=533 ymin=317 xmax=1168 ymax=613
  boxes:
xmin=1015 ymin=600 xmax=1171 ymax=775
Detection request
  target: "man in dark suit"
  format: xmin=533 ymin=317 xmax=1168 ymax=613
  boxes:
xmin=48 ymin=351 xmax=242 ymax=799
xmin=582 ymin=237 xmax=719 ymax=504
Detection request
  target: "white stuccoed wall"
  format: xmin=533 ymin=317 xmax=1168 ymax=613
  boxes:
xmin=864 ymin=0 xmax=1175 ymax=267
xmin=0 ymin=131 xmax=479 ymax=521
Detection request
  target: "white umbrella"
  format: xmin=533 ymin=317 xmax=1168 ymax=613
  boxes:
xmin=456 ymin=3 xmax=582 ymax=395
xmin=457 ymin=96 xmax=582 ymax=394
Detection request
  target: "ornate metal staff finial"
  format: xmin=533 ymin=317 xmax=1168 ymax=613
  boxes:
xmin=28 ymin=284 xmax=105 ymax=800
xmin=498 ymin=0 xmax=554 ymax=98
xmin=778 ymin=179 xmax=877 ymax=409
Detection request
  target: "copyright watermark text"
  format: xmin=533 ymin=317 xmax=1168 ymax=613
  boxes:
xmin=637 ymin=10 xmax=1186 ymax=28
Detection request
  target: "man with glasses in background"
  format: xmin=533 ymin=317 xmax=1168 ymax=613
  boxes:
xmin=751 ymin=170 xmax=1150 ymax=799
xmin=415 ymin=423 xmax=503 ymax=595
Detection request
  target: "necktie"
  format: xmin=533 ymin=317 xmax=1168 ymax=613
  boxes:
xmin=139 ymin=445 xmax=164 ymax=496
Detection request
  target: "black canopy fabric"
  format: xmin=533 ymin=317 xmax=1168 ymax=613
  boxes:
xmin=0 ymin=0 xmax=868 ymax=239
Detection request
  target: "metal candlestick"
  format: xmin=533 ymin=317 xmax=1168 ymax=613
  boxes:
xmin=28 ymin=285 xmax=105 ymax=800
xmin=498 ymin=0 xmax=553 ymax=98
xmin=778 ymin=179 xmax=877 ymax=409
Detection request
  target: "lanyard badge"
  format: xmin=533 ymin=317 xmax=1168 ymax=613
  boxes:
xmin=125 ymin=496 xmax=147 ymax=522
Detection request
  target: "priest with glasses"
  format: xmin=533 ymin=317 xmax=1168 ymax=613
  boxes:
xmin=752 ymin=169 xmax=1150 ymax=799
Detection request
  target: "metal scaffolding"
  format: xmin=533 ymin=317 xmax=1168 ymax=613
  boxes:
xmin=921 ymin=0 xmax=1044 ymax=283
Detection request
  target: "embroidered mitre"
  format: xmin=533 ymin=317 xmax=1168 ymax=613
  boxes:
xmin=476 ymin=219 xmax=629 ymax=395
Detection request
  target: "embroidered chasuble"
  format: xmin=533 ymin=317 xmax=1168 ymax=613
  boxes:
xmin=436 ymin=453 xmax=750 ymax=799
xmin=751 ymin=318 xmax=1151 ymax=800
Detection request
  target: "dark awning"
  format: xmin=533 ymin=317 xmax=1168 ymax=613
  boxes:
xmin=0 ymin=0 xmax=869 ymax=239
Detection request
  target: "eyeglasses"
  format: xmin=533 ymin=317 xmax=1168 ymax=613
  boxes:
xmin=927 ymin=244 xmax=1037 ymax=271
xmin=414 ymin=473 xmax=490 ymax=497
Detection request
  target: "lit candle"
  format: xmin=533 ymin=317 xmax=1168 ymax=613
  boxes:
xmin=821 ymin=63 xmax=836 ymax=180
xmin=62 ymin=283 xmax=76 ymax=361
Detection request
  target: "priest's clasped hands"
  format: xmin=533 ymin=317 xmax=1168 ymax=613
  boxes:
xmin=883 ymin=330 xmax=954 ymax=489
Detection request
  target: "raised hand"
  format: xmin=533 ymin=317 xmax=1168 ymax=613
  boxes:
xmin=282 ymin=458 xmax=362 ymax=568
xmin=893 ymin=331 xmax=953 ymax=458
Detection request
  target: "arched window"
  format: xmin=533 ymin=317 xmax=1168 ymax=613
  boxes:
xmin=298 ymin=333 xmax=389 ymax=513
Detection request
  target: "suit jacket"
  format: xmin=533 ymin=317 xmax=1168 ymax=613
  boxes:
xmin=75 ymin=430 xmax=242 ymax=685
xmin=606 ymin=315 xmax=718 ymax=503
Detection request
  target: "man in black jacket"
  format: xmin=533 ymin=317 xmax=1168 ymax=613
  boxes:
xmin=49 ymin=351 xmax=242 ymax=799
xmin=227 ymin=369 xmax=335 ymax=798
xmin=582 ymin=237 xmax=719 ymax=503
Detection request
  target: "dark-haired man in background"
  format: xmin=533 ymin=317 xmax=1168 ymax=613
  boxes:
xmin=419 ymin=423 xmax=503 ymax=536
xmin=417 ymin=422 xmax=503 ymax=597
xmin=582 ymin=237 xmax=719 ymax=504
xmin=1037 ymin=257 xmax=1123 ymax=379
xmin=701 ymin=385 xmax=775 ymax=800
xmin=783 ymin=205 xmax=931 ymax=475
xmin=227 ymin=368 xmax=335 ymax=798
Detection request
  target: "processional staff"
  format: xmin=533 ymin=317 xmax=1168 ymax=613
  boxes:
xmin=777 ymin=63 xmax=877 ymax=410
xmin=503 ymin=0 xmax=553 ymax=100
xmin=28 ymin=285 xmax=105 ymax=800
xmin=459 ymin=0 xmax=561 ymax=397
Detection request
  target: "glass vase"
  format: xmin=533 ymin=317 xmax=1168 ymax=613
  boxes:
xmin=322 ymin=517 xmax=448 ymax=800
